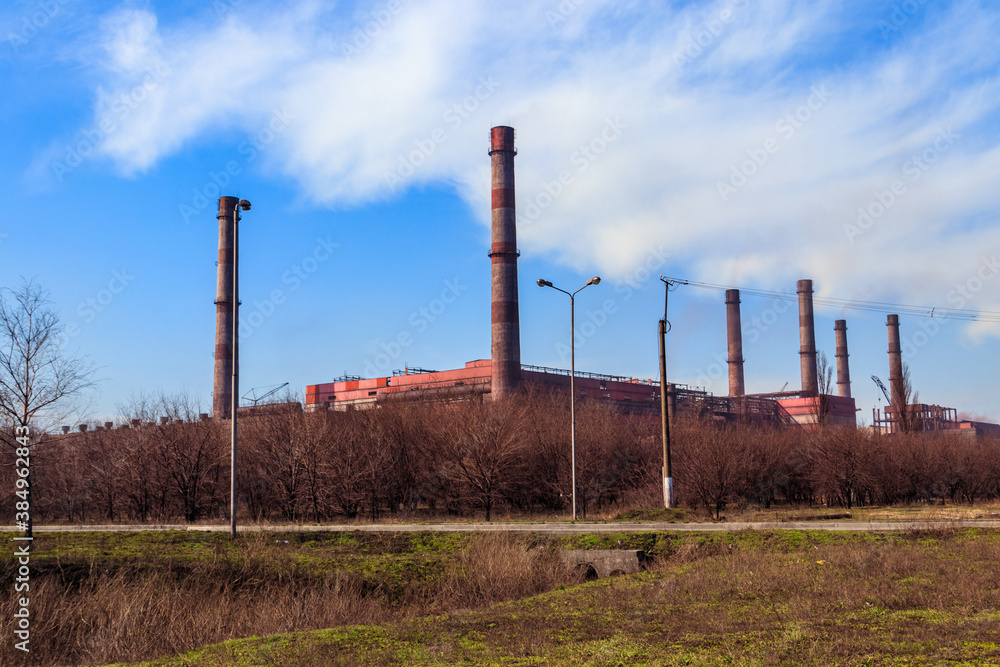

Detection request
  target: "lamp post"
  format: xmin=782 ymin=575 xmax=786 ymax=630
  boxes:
xmin=231 ymin=198 xmax=251 ymax=539
xmin=537 ymin=276 xmax=601 ymax=521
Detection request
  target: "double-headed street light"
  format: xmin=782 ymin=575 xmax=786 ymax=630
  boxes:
xmin=231 ymin=198 xmax=251 ymax=539
xmin=537 ymin=276 xmax=601 ymax=521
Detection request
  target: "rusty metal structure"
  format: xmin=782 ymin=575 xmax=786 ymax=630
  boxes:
xmin=872 ymin=404 xmax=1000 ymax=437
xmin=873 ymin=403 xmax=958 ymax=435
xmin=834 ymin=319 xmax=851 ymax=398
xmin=726 ymin=289 xmax=745 ymax=397
xmin=489 ymin=126 xmax=521 ymax=401
xmin=871 ymin=315 xmax=999 ymax=436
xmin=213 ymin=196 xmax=239 ymax=419
xmin=797 ymin=279 xmax=818 ymax=397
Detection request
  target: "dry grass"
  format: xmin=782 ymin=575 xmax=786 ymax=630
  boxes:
xmin=0 ymin=532 xmax=578 ymax=666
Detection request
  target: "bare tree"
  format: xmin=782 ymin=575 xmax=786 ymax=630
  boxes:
xmin=806 ymin=427 xmax=873 ymax=509
xmin=0 ymin=279 xmax=97 ymax=534
xmin=152 ymin=394 xmax=225 ymax=523
xmin=441 ymin=398 xmax=528 ymax=521
xmin=816 ymin=351 xmax=834 ymax=426
xmin=675 ymin=422 xmax=748 ymax=519
xmin=892 ymin=363 xmax=920 ymax=433
xmin=0 ymin=279 xmax=97 ymax=430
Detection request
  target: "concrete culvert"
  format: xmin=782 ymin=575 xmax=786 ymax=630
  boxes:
xmin=561 ymin=550 xmax=647 ymax=579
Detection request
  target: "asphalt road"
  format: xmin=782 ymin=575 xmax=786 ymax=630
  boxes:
xmin=5 ymin=520 xmax=1000 ymax=534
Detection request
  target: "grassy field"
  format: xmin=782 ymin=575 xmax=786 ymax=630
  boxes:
xmin=5 ymin=527 xmax=1000 ymax=666
xmin=1 ymin=530 xmax=581 ymax=666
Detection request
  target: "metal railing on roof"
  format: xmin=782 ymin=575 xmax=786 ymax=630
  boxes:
xmin=520 ymin=364 xmax=658 ymax=385
xmin=392 ymin=366 xmax=438 ymax=376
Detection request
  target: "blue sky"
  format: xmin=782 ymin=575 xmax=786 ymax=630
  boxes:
xmin=1 ymin=0 xmax=998 ymax=424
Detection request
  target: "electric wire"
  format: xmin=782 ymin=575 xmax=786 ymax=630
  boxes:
xmin=661 ymin=277 xmax=1000 ymax=323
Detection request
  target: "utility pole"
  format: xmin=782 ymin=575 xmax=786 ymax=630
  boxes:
xmin=659 ymin=277 xmax=676 ymax=509
xmin=659 ymin=319 xmax=672 ymax=509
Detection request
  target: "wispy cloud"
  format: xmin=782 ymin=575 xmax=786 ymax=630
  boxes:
xmin=47 ymin=0 xmax=1000 ymax=336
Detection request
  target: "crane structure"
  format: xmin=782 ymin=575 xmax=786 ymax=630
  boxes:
xmin=242 ymin=382 xmax=289 ymax=406
xmin=871 ymin=375 xmax=891 ymax=405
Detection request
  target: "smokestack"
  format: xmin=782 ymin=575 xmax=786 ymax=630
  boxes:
xmin=798 ymin=279 xmax=818 ymax=396
xmin=489 ymin=126 xmax=520 ymax=400
xmin=214 ymin=196 xmax=239 ymax=419
xmin=725 ymin=289 xmax=745 ymax=397
xmin=834 ymin=320 xmax=851 ymax=398
xmin=887 ymin=314 xmax=904 ymax=404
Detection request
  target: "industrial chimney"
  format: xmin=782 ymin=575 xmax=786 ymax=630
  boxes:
xmin=725 ymin=289 xmax=745 ymax=397
xmin=798 ymin=279 xmax=818 ymax=396
xmin=489 ymin=126 xmax=521 ymax=400
xmin=213 ymin=196 xmax=239 ymax=419
xmin=834 ymin=319 xmax=851 ymax=398
xmin=887 ymin=314 xmax=904 ymax=405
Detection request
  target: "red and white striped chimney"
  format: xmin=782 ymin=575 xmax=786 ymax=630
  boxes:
xmin=798 ymin=279 xmax=818 ymax=397
xmin=887 ymin=314 xmax=904 ymax=404
xmin=213 ymin=196 xmax=239 ymax=418
xmin=489 ymin=126 xmax=520 ymax=400
xmin=834 ymin=319 xmax=851 ymax=398
xmin=725 ymin=289 xmax=745 ymax=397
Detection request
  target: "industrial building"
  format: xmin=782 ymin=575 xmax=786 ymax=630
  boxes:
xmin=290 ymin=126 xmax=855 ymax=428
xmin=870 ymin=315 xmax=1000 ymax=437
xmin=208 ymin=126 xmax=994 ymax=434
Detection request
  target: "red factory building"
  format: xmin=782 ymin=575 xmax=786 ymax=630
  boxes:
xmin=306 ymin=361 xmax=663 ymax=413
xmin=301 ymin=125 xmax=857 ymax=428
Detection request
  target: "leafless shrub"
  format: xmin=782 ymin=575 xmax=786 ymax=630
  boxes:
xmin=8 ymin=385 xmax=1000 ymax=524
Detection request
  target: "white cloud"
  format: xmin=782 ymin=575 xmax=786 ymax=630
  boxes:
xmin=64 ymin=0 xmax=1000 ymax=336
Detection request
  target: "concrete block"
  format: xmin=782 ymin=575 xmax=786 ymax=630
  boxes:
xmin=560 ymin=549 xmax=648 ymax=579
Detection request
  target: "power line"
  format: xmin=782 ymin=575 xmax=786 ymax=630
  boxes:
xmin=662 ymin=277 xmax=1000 ymax=323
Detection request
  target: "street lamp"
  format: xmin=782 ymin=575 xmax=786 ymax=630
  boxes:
xmin=537 ymin=276 xmax=601 ymax=521
xmin=231 ymin=198 xmax=251 ymax=539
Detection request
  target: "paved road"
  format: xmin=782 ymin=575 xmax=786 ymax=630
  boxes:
xmin=5 ymin=520 xmax=1000 ymax=534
